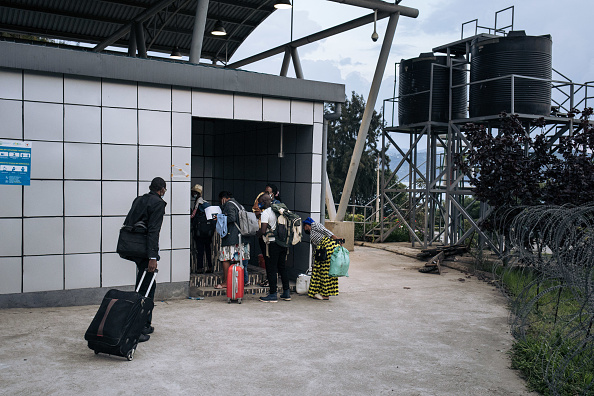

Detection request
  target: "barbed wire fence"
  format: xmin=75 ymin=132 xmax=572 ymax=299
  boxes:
xmin=491 ymin=205 xmax=594 ymax=395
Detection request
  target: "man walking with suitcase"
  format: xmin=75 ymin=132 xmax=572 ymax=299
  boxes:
xmin=123 ymin=177 xmax=167 ymax=341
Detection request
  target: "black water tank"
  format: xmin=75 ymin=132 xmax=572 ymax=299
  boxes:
xmin=469 ymin=31 xmax=552 ymax=117
xmin=398 ymin=53 xmax=467 ymax=125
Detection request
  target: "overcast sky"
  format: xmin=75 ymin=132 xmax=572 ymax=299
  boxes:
xmin=231 ymin=0 xmax=593 ymax=147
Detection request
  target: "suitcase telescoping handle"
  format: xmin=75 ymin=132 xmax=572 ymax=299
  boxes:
xmin=135 ymin=269 xmax=158 ymax=298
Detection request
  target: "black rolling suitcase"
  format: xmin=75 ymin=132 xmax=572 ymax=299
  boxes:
xmin=84 ymin=270 xmax=157 ymax=361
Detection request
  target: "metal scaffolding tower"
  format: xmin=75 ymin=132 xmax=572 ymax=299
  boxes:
xmin=375 ymin=7 xmax=594 ymax=252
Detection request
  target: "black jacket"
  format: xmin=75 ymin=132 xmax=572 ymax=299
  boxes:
xmin=124 ymin=191 xmax=167 ymax=259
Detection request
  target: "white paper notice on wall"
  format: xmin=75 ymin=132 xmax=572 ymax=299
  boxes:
xmin=171 ymin=163 xmax=190 ymax=179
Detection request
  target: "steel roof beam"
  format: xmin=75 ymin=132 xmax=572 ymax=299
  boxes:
xmin=327 ymin=0 xmax=419 ymax=18
xmin=94 ymin=0 xmax=178 ymax=52
xmin=226 ymin=10 xmax=391 ymax=69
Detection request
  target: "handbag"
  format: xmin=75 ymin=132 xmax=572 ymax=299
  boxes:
xmin=216 ymin=213 xmax=228 ymax=238
xmin=117 ymin=221 xmax=148 ymax=259
xmin=314 ymin=246 xmax=327 ymax=262
xmin=329 ymin=245 xmax=350 ymax=277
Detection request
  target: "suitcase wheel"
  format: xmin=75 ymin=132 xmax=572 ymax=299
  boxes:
xmin=126 ymin=349 xmax=135 ymax=361
xmin=238 ymin=299 xmax=242 ymax=304
xmin=94 ymin=350 xmax=99 ymax=355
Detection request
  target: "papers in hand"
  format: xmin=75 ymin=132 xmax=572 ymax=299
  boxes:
xmin=205 ymin=206 xmax=221 ymax=220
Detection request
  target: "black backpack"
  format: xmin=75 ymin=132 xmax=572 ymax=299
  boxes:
xmin=193 ymin=206 xmax=214 ymax=237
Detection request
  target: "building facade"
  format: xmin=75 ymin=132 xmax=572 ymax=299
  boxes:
xmin=0 ymin=41 xmax=344 ymax=308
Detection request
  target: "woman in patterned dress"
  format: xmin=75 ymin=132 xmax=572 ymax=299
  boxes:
xmin=302 ymin=217 xmax=343 ymax=300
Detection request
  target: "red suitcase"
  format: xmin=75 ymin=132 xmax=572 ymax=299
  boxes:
xmin=227 ymin=264 xmax=244 ymax=303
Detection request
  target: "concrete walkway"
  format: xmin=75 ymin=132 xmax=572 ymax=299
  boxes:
xmin=0 ymin=246 xmax=533 ymax=395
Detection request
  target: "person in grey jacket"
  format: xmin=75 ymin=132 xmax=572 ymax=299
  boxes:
xmin=123 ymin=177 xmax=167 ymax=340
xmin=215 ymin=191 xmax=250 ymax=289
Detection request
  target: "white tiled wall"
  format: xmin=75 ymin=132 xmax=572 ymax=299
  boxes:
xmin=23 ymin=217 xmax=63 ymax=255
xmin=172 ymin=88 xmax=191 ymax=113
xmin=64 ymin=181 xmax=101 ymax=216
xmin=0 ymin=99 xmax=23 ymax=139
xmin=0 ymin=218 xmax=22 ymax=256
xmin=64 ymin=143 xmax=101 ymax=180
xmin=102 ymin=216 xmax=126 ymax=253
xmin=23 ymin=255 xmax=63 ymax=292
xmin=102 ymin=145 xmax=138 ymax=181
xmin=138 ymin=84 xmax=171 ymax=111
xmin=171 ymin=249 xmax=190 ymax=282
xmin=139 ymin=110 xmax=171 ymax=146
xmin=0 ymin=68 xmax=23 ymax=100
xmin=24 ymin=102 xmax=63 ymax=141
xmin=102 ymin=252 xmax=137 ymax=287
xmin=291 ymin=100 xmax=314 ymax=125
xmin=0 ymin=185 xmax=22 ymax=217
xmin=102 ymin=80 xmax=137 ymax=109
xmin=64 ymin=105 xmax=101 ymax=143
xmin=0 ymin=257 xmax=22 ymax=294
xmin=139 ymin=145 xmax=171 ymax=181
xmin=23 ymin=71 xmax=63 ymax=103
xmin=192 ymin=91 xmax=233 ymax=119
xmin=263 ymin=98 xmax=291 ymax=123
xmin=65 ymin=254 xmax=101 ymax=289
xmin=102 ymin=181 xmax=138 ymax=216
xmin=30 ymin=141 xmax=63 ymax=179
xmin=24 ymin=180 xmax=63 ymax=217
xmin=102 ymin=108 xmax=138 ymax=144
xmin=234 ymin=95 xmax=263 ymax=121
xmin=64 ymin=75 xmax=101 ymax=106
xmin=65 ymin=217 xmax=101 ymax=254
xmin=1 ymin=68 xmax=324 ymax=299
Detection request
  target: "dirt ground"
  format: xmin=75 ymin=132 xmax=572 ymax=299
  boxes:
xmin=0 ymin=246 xmax=534 ymax=395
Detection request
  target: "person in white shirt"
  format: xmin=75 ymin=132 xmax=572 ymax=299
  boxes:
xmin=256 ymin=194 xmax=291 ymax=303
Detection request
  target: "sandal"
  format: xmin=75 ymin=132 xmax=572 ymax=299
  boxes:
xmin=259 ymin=279 xmax=269 ymax=287
xmin=214 ymin=284 xmax=226 ymax=289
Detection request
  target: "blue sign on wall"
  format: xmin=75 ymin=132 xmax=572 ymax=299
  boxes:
xmin=0 ymin=140 xmax=32 ymax=186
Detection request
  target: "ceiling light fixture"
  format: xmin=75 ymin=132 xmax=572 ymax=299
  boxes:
xmin=170 ymin=8 xmax=183 ymax=59
xmin=170 ymin=45 xmax=182 ymax=59
xmin=211 ymin=19 xmax=227 ymax=36
xmin=211 ymin=2 xmax=227 ymax=36
xmin=274 ymin=0 xmax=292 ymax=9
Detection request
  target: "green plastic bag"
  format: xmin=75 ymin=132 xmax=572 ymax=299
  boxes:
xmin=329 ymin=246 xmax=350 ymax=277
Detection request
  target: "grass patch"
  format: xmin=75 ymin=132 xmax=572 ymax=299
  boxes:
xmin=501 ymin=265 xmax=594 ymax=395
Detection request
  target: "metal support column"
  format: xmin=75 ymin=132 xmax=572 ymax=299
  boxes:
xmin=128 ymin=27 xmax=137 ymax=57
xmin=280 ymin=46 xmax=291 ymax=76
xmin=135 ymin=22 xmax=147 ymax=58
xmin=336 ymin=12 xmax=400 ymax=221
xmin=189 ymin=0 xmax=209 ymax=63
xmin=290 ymin=47 xmax=304 ymax=79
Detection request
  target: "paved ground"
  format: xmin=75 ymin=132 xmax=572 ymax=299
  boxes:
xmin=0 ymin=246 xmax=533 ymax=395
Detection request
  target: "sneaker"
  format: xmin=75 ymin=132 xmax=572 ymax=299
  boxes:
xmin=259 ymin=293 xmax=278 ymax=303
xmin=138 ymin=334 xmax=150 ymax=342
xmin=142 ymin=326 xmax=154 ymax=335
xmin=314 ymin=293 xmax=324 ymax=300
xmin=280 ymin=290 xmax=291 ymax=301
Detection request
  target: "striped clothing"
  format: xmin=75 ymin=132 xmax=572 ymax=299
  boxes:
xmin=308 ymin=237 xmax=339 ymax=298
xmin=309 ymin=222 xmax=334 ymax=248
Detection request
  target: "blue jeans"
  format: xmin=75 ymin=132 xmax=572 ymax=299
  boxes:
xmin=243 ymin=259 xmax=249 ymax=284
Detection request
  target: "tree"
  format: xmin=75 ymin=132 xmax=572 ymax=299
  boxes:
xmin=326 ymin=91 xmax=387 ymax=206
xmin=454 ymin=109 xmax=594 ymax=229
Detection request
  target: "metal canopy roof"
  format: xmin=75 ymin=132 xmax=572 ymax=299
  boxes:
xmin=0 ymin=0 xmax=277 ymax=62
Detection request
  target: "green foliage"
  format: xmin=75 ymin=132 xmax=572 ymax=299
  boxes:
xmin=511 ymin=335 xmax=594 ymax=395
xmin=326 ymin=91 xmax=387 ymax=206
xmin=385 ymin=224 xmax=411 ymax=242
xmin=500 ymin=266 xmax=594 ymax=395
xmin=455 ymin=109 xmax=594 ymax=213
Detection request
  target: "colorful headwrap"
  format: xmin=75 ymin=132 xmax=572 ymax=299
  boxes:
xmin=303 ymin=217 xmax=315 ymax=226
